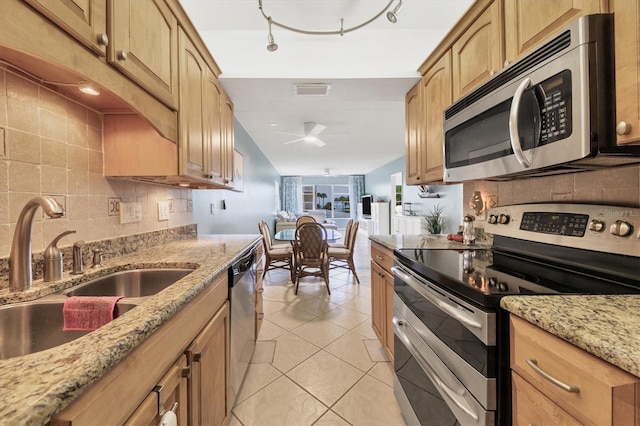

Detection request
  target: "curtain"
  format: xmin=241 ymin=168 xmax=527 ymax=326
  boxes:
xmin=348 ymin=175 xmax=365 ymax=220
xmin=281 ymin=176 xmax=301 ymax=213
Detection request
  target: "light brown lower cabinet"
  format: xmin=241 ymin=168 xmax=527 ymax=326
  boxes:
xmin=125 ymin=356 xmax=189 ymax=425
xmin=370 ymin=242 xmax=394 ymax=362
xmin=510 ymin=315 xmax=640 ymax=425
xmin=51 ymin=273 xmax=229 ymax=425
xmin=186 ymin=301 xmax=230 ymax=426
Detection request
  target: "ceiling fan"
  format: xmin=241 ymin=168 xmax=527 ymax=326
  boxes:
xmin=280 ymin=122 xmax=327 ymax=147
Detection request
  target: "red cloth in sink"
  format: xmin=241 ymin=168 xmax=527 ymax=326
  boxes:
xmin=63 ymin=296 xmax=124 ymax=331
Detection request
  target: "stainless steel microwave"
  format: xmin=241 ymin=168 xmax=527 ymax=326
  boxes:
xmin=443 ymin=14 xmax=640 ymax=182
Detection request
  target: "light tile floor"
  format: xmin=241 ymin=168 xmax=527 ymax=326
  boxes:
xmin=230 ymin=234 xmax=407 ymax=426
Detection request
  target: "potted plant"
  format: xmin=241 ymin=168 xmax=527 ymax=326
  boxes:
xmin=422 ymin=203 xmax=447 ymax=234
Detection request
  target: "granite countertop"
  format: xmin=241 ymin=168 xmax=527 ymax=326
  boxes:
xmin=501 ymin=295 xmax=640 ymax=378
xmin=369 ymin=233 xmax=491 ymax=251
xmin=0 ymin=234 xmax=260 ymax=426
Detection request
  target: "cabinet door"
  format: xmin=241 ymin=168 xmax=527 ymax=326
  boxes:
xmin=452 ymin=0 xmax=504 ymax=100
xmin=611 ymin=0 xmax=640 ymax=145
xmin=125 ymin=356 xmax=189 ymax=425
xmin=370 ymin=261 xmax=385 ymax=344
xmin=187 ymin=301 xmax=230 ymax=426
xmin=178 ymin=28 xmax=207 ymax=181
xmin=419 ymin=50 xmax=452 ymax=183
xmin=504 ymin=0 xmax=605 ymax=65
xmin=222 ymin=94 xmax=235 ymax=188
xmin=109 ymin=0 xmax=178 ymax=108
xmin=24 ymin=0 xmax=107 ymax=55
xmin=405 ymin=83 xmax=422 ymax=185
xmin=204 ymin=69 xmax=224 ymax=184
xmin=382 ymin=266 xmax=394 ymax=361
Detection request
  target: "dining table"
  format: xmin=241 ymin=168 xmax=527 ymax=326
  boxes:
xmin=274 ymin=228 xmax=342 ymax=242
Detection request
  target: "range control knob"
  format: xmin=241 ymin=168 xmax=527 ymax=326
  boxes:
xmin=609 ymin=220 xmax=633 ymax=237
xmin=498 ymin=214 xmax=510 ymax=224
xmin=589 ymin=219 xmax=605 ymax=232
xmin=488 ymin=214 xmax=498 ymax=224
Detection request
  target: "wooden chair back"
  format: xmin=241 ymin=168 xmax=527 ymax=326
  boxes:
xmin=296 ymin=215 xmax=316 ymax=227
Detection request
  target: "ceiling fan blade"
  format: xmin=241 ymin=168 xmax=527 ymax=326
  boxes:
xmin=313 ymin=138 xmax=326 ymax=147
xmin=283 ymin=138 xmax=305 ymax=145
xmin=308 ymin=123 xmax=327 ymax=136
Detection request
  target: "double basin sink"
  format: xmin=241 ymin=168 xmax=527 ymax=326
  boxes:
xmin=0 ymin=268 xmax=193 ymax=360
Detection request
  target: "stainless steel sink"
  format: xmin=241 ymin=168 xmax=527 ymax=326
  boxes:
xmin=63 ymin=268 xmax=193 ymax=298
xmin=0 ymin=300 xmax=137 ymax=360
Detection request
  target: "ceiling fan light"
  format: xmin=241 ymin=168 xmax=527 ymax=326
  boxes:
xmin=387 ymin=0 xmax=403 ymax=23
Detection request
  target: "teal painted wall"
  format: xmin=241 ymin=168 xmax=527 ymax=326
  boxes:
xmin=364 ymin=156 xmax=464 ymax=233
xmin=193 ymin=119 xmax=281 ymax=235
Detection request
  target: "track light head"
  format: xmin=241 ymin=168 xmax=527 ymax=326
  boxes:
xmin=266 ymin=17 xmax=278 ymax=51
xmin=386 ymin=0 xmax=403 ymax=23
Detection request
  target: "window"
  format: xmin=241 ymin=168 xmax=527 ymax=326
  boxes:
xmin=305 ymin=184 xmax=350 ymax=219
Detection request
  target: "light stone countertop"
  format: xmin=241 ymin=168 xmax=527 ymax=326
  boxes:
xmin=501 ymin=295 xmax=640 ymax=378
xmin=369 ymin=233 xmax=491 ymax=251
xmin=0 ymin=234 xmax=261 ymax=426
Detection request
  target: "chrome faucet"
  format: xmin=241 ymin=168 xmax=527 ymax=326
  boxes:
xmin=9 ymin=196 xmax=65 ymax=291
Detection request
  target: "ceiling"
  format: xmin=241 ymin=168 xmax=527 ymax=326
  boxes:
xmin=179 ymin=0 xmax=473 ymax=176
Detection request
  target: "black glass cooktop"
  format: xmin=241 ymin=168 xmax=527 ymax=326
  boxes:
xmin=394 ymin=243 xmax=640 ymax=308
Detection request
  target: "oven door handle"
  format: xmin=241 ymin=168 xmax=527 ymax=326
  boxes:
xmin=508 ymin=77 xmax=533 ymax=169
xmin=392 ymin=266 xmax=482 ymax=330
xmin=393 ymin=317 xmax=480 ymax=422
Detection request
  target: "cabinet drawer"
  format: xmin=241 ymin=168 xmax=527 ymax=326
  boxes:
xmin=371 ymin=242 xmax=394 ymax=272
xmin=510 ymin=315 xmax=639 ymax=425
xmin=512 ymin=371 xmax=580 ymax=426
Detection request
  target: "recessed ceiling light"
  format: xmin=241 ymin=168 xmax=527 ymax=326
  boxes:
xmin=269 ymin=122 xmax=278 ymax=127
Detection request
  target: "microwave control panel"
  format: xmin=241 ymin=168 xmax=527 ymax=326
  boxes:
xmin=538 ymin=70 xmax=572 ymax=144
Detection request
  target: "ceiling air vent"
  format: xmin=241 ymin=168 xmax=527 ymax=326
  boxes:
xmin=294 ymin=83 xmax=331 ymax=96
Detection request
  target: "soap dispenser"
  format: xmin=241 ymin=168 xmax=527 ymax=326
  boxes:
xmin=43 ymin=230 xmax=76 ymax=282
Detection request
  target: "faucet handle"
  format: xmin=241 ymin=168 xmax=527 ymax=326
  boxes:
xmin=43 ymin=230 xmax=77 ymax=282
xmin=90 ymin=248 xmax=104 ymax=268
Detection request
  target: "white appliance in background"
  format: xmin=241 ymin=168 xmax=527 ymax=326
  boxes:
xmin=443 ymin=14 xmax=640 ymax=182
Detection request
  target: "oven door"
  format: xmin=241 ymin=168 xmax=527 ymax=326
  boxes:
xmin=393 ymin=295 xmax=495 ymax=426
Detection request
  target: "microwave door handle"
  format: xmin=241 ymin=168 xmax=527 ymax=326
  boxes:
xmin=508 ymin=78 xmax=533 ymax=168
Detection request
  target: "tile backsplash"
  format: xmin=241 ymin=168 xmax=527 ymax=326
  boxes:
xmin=464 ymin=166 xmax=640 ymax=228
xmin=0 ymin=66 xmax=194 ymax=259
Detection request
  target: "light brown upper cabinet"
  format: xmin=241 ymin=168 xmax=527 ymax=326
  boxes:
xmin=204 ymin=69 xmax=225 ymax=186
xmin=24 ymin=0 xmax=108 ymax=56
xmin=178 ymin=28 xmax=208 ymax=182
xmin=222 ymin=93 xmax=235 ymax=187
xmin=451 ymin=0 xmax=504 ymax=101
xmin=503 ymin=0 xmax=605 ymax=65
xmin=108 ymin=0 xmax=179 ymax=109
xmin=611 ymin=0 xmax=640 ymax=145
xmin=405 ymin=83 xmax=421 ymax=185
xmin=419 ymin=51 xmax=452 ymax=183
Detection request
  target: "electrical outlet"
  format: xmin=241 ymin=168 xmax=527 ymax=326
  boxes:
xmin=210 ymin=203 xmax=215 ymax=215
xmin=486 ymin=195 xmax=498 ymax=210
xmin=167 ymin=199 xmax=175 ymax=214
xmin=108 ymin=197 xmax=121 ymax=216
xmin=186 ymin=199 xmax=193 ymax=212
xmin=157 ymin=201 xmax=170 ymax=221
xmin=120 ymin=202 xmax=142 ymax=224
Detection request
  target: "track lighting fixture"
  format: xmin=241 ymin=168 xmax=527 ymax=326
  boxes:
xmin=266 ymin=17 xmax=278 ymax=51
xmin=386 ymin=0 xmax=403 ymax=23
xmin=258 ymin=0 xmax=400 ymax=51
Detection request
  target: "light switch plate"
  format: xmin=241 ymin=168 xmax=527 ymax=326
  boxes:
xmin=158 ymin=201 xmax=170 ymax=221
xmin=120 ymin=202 xmax=142 ymax=224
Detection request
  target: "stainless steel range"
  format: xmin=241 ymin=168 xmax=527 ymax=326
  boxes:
xmin=392 ymin=203 xmax=640 ymax=425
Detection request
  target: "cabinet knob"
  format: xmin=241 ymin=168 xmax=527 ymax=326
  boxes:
xmin=257 ymin=313 xmax=264 ymax=320
xmin=489 ymin=70 xmax=496 ymax=76
xmin=181 ymin=365 xmax=191 ymax=379
xmin=193 ymin=352 xmax=202 ymax=362
xmin=96 ymin=33 xmax=109 ymax=46
xmin=117 ymin=50 xmax=128 ymax=61
xmin=616 ymin=121 xmax=632 ymax=135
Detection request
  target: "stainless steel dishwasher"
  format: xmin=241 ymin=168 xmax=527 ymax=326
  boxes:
xmin=228 ymin=247 xmax=257 ymax=407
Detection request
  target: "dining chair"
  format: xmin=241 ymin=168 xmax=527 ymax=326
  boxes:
xmin=295 ymin=215 xmax=316 ymax=227
xmin=328 ymin=221 xmax=360 ymax=284
xmin=293 ymin=222 xmax=330 ymax=295
xmin=258 ymin=221 xmax=293 ymax=280
xmin=329 ymin=218 xmax=353 ymax=249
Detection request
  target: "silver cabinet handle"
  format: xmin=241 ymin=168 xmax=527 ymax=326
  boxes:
xmin=96 ymin=32 xmax=109 ymax=46
xmin=616 ymin=121 xmax=632 ymax=136
xmin=508 ymin=77 xmax=533 ymax=168
xmin=525 ymin=358 xmax=580 ymax=393
xmin=118 ymin=50 xmax=128 ymax=61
